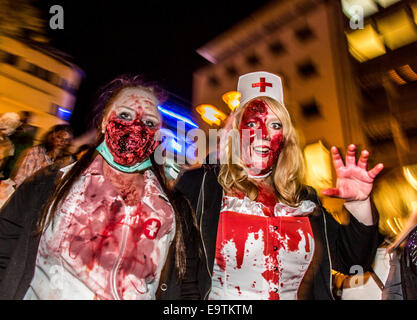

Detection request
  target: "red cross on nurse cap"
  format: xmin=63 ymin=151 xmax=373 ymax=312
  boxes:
xmin=237 ymin=71 xmax=284 ymax=108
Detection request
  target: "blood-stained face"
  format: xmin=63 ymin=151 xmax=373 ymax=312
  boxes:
xmin=239 ymin=99 xmax=284 ymax=176
xmin=102 ymin=87 xmax=161 ymax=166
xmin=52 ymin=130 xmax=73 ymax=150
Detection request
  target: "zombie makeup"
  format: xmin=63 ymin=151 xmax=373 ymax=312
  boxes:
xmin=53 ymin=131 xmax=73 ymax=150
xmin=105 ymin=112 xmax=159 ymax=166
xmin=239 ymin=99 xmax=284 ymax=176
xmin=102 ymin=88 xmax=161 ymax=167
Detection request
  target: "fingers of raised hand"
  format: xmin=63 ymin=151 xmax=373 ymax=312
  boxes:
xmin=321 ymin=188 xmax=340 ymax=197
xmin=357 ymin=149 xmax=369 ymax=170
xmin=368 ymin=163 xmax=384 ymax=179
xmin=330 ymin=146 xmax=345 ymax=170
xmin=345 ymin=144 xmax=357 ymax=167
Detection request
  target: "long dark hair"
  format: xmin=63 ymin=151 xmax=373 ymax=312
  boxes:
xmin=37 ymin=74 xmax=191 ymax=278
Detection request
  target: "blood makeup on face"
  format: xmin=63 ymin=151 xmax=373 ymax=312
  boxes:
xmin=104 ymin=89 xmax=161 ymax=166
xmin=239 ymin=99 xmax=284 ymax=175
xmin=105 ymin=111 xmax=159 ymax=166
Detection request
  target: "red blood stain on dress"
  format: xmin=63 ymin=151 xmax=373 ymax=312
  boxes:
xmin=214 ymin=190 xmax=314 ymax=299
xmin=58 ymin=156 xmax=174 ymax=299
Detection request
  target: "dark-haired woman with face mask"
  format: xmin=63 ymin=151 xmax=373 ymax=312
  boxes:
xmin=0 ymin=75 xmax=199 ymax=300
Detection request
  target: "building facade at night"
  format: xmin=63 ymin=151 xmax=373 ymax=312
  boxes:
xmin=0 ymin=35 xmax=84 ymax=141
xmin=193 ymin=0 xmax=361 ymax=149
xmin=343 ymin=0 xmax=417 ymax=169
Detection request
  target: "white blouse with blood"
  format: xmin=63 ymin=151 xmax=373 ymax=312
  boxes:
xmin=24 ymin=156 xmax=175 ymax=300
xmin=209 ymin=194 xmax=316 ymax=300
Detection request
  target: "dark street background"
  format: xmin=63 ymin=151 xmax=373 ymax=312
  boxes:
xmin=36 ymin=0 xmax=270 ymax=135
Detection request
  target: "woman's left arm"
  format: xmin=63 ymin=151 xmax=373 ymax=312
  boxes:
xmin=322 ymin=144 xmax=384 ymax=226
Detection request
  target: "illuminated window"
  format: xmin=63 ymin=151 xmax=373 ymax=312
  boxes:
xmin=300 ymin=99 xmax=321 ymax=118
xmin=297 ymin=59 xmax=318 ymax=79
xmin=346 ymin=24 xmax=386 ymax=62
xmin=294 ymin=25 xmax=315 ymax=42
xmin=376 ymin=9 xmax=417 ymax=50
xmin=225 ymin=65 xmax=238 ymax=77
xmin=222 ymin=91 xmax=241 ymax=111
xmin=196 ymin=104 xmax=227 ymax=126
xmin=268 ymin=40 xmax=286 ymax=56
xmin=303 ymin=140 xmax=333 ymax=190
xmin=246 ymin=53 xmax=261 ymax=67
xmin=374 ymin=0 xmax=401 ymax=8
xmin=1 ymin=51 xmax=19 ymax=66
xmin=208 ymin=75 xmax=220 ymax=87
xmin=412 ymin=2 xmax=417 ymax=25
xmin=388 ymin=69 xmax=406 ymax=85
xmin=397 ymin=65 xmax=417 ymax=82
xmin=21 ymin=61 xmax=53 ymax=82
xmin=341 ymin=0 xmax=378 ymax=19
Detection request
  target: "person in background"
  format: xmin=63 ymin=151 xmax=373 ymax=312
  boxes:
xmin=2 ymin=111 xmax=38 ymax=180
xmin=0 ymin=112 xmax=22 ymax=178
xmin=385 ymin=207 xmax=417 ymax=299
xmin=0 ymin=112 xmax=22 ymax=208
xmin=11 ymin=124 xmax=73 ymax=187
xmin=175 ymin=71 xmax=383 ymax=300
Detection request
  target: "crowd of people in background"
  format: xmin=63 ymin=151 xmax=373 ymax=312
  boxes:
xmin=0 ymin=111 xmax=91 ymax=208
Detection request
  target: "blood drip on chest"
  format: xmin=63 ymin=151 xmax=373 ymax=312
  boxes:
xmin=215 ymin=210 xmax=313 ymax=299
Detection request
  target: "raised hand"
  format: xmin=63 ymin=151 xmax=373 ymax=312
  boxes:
xmin=322 ymin=144 xmax=384 ymax=201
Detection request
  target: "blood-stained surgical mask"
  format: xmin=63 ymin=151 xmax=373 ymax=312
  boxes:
xmin=104 ymin=112 xmax=159 ymax=166
xmin=98 ymin=88 xmax=161 ymax=171
xmin=239 ymin=99 xmax=284 ymax=177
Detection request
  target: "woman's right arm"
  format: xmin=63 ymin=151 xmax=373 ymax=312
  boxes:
xmin=0 ymin=179 xmax=30 ymax=282
xmin=0 ymin=165 xmax=60 ymax=285
xmin=12 ymin=148 xmax=37 ymax=187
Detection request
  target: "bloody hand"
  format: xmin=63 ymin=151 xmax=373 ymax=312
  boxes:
xmin=321 ymin=144 xmax=384 ymax=201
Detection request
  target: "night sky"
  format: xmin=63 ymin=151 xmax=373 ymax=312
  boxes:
xmin=35 ymin=0 xmax=271 ymax=135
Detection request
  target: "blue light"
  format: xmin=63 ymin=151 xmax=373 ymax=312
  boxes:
xmin=58 ymin=107 xmax=72 ymax=114
xmin=171 ymin=139 xmax=183 ymax=153
xmin=57 ymin=107 xmax=72 ymax=121
xmin=157 ymin=105 xmax=198 ymax=128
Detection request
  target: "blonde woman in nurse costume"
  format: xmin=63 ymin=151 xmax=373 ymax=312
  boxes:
xmin=175 ymin=71 xmax=384 ymax=300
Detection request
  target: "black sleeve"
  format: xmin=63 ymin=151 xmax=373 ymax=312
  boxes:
xmin=178 ymin=192 xmax=201 ymax=299
xmin=324 ymin=201 xmax=379 ymax=275
xmin=180 ymin=235 xmax=200 ymax=299
xmin=174 ymin=167 xmax=205 ymax=211
xmin=0 ymin=178 xmax=33 ymax=282
xmin=0 ymin=166 xmax=59 ymax=284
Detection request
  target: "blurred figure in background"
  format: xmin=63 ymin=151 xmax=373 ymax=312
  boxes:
xmin=11 ymin=124 xmax=73 ymax=187
xmin=0 ymin=112 xmax=22 ymax=177
xmin=2 ymin=111 xmax=38 ymax=180
xmin=337 ymin=167 xmax=417 ymax=300
xmin=0 ymin=112 xmax=22 ymax=208
xmin=385 ymin=207 xmax=417 ymax=299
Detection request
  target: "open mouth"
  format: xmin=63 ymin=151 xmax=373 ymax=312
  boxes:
xmin=253 ymin=146 xmax=271 ymax=155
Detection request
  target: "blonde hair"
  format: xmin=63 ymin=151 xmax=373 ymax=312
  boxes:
xmin=218 ymin=97 xmax=305 ymax=206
